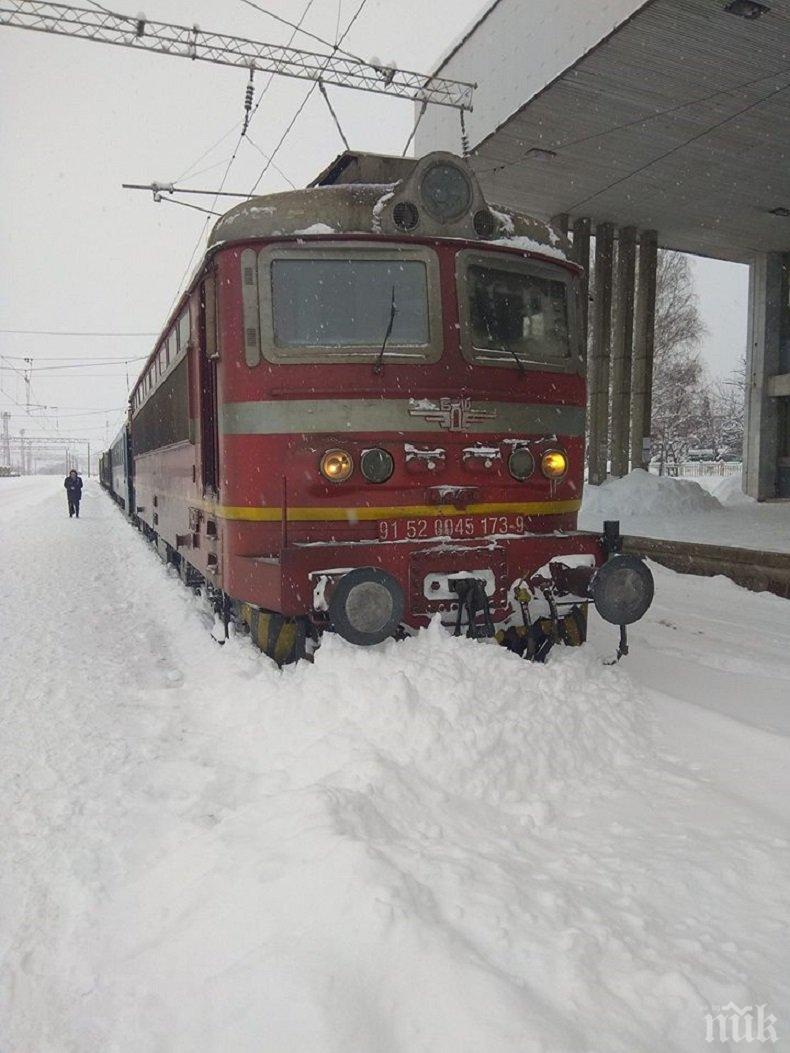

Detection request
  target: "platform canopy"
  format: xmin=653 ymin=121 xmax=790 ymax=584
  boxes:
xmin=418 ymin=0 xmax=790 ymax=263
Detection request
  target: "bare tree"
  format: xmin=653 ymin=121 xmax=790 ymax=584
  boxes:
xmin=650 ymin=252 xmax=706 ymax=469
xmin=696 ymin=359 xmax=745 ymax=460
xmin=586 ymin=246 xmax=743 ymax=472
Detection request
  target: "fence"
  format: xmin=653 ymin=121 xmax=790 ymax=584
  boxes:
xmin=649 ymin=461 xmax=742 ymax=479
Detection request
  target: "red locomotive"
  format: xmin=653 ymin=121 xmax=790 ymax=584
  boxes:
xmin=100 ymin=151 xmax=653 ymax=663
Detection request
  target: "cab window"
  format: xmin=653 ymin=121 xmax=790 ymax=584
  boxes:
xmin=251 ymin=243 xmax=442 ymax=364
xmin=458 ymin=250 xmax=578 ymax=371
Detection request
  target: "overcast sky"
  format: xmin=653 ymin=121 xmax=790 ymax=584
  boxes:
xmin=0 ymin=0 xmax=748 ymax=463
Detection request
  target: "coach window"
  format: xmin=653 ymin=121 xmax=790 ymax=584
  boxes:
xmin=256 ymin=243 xmax=441 ymax=364
xmin=177 ymin=309 xmax=190 ymax=356
xmin=456 ymin=250 xmax=581 ymax=373
xmin=204 ymin=273 xmax=218 ymax=359
xmin=167 ymin=330 xmax=177 ymax=369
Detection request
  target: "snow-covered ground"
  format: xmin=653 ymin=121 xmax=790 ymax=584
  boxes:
xmin=1 ymin=477 xmax=789 ymax=1052
xmin=581 ymin=468 xmax=790 ymax=553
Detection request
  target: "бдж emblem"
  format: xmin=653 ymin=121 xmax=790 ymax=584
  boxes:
xmin=408 ymin=397 xmax=497 ymax=431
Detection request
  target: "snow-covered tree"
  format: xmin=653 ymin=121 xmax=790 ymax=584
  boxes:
xmin=650 ymin=251 xmax=706 ymax=468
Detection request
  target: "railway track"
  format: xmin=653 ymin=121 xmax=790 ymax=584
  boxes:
xmin=622 ymin=535 xmax=790 ymax=600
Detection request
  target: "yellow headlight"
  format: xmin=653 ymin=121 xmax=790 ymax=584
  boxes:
xmin=320 ymin=449 xmax=353 ymax=482
xmin=541 ymin=449 xmax=568 ymax=479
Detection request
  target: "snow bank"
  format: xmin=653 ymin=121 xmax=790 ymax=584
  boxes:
xmin=582 ymin=469 xmax=720 ymax=526
xmin=580 ymin=468 xmax=790 ymax=552
xmin=706 ymin=472 xmax=754 ymax=507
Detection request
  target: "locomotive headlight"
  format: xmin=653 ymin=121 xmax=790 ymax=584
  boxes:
xmin=508 ymin=447 xmax=535 ymax=481
xmin=420 ymin=161 xmax=473 ymax=222
xmin=320 ymin=449 xmax=353 ymax=482
xmin=541 ymin=449 xmax=568 ymax=479
xmin=360 ymin=447 xmax=394 ymax=484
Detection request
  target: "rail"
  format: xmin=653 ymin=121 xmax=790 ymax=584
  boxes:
xmin=622 ymin=535 xmax=790 ymax=600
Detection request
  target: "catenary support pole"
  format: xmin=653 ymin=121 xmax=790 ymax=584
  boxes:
xmin=610 ymin=226 xmax=637 ymax=477
xmin=587 ymin=222 xmax=614 ymax=485
xmin=571 ymin=218 xmax=591 ymax=360
xmin=630 ymin=230 xmax=658 ymax=470
xmin=1 ymin=411 xmax=10 ymax=466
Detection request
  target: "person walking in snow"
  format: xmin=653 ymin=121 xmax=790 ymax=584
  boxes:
xmin=64 ymin=468 xmax=83 ymax=518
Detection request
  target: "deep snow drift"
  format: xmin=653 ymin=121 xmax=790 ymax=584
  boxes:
xmin=1 ymin=477 xmax=789 ymax=1052
xmin=580 ymin=468 xmax=790 ymax=553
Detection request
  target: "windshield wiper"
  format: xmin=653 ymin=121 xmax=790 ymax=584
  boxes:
xmin=373 ymin=286 xmax=397 ymax=375
xmin=504 ymin=345 xmax=526 ymax=373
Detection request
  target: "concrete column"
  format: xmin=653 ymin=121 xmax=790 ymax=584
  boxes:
xmin=587 ymin=222 xmax=614 ymax=485
xmin=571 ymin=217 xmax=591 ymax=360
xmin=630 ymin=230 xmax=658 ymax=470
xmin=744 ymin=252 xmax=784 ymax=500
xmin=610 ymin=226 xmax=637 ymax=477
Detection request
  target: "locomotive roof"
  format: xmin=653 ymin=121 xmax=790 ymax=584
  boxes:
xmin=207 ymin=151 xmax=568 ymax=260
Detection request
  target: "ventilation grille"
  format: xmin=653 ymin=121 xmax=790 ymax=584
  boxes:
xmin=393 ymin=200 xmax=419 ymax=231
xmin=473 ymin=209 xmax=496 ymax=238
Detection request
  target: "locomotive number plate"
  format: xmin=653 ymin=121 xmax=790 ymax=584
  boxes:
xmin=378 ymin=515 xmax=527 ymax=542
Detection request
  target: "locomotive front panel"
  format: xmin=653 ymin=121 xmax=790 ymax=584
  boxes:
xmin=215 ymin=227 xmax=604 ymax=645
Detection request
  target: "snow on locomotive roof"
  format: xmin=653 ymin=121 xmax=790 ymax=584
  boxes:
xmin=208 ymin=151 xmax=567 ymax=260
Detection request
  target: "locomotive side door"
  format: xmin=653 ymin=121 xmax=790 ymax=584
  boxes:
xmin=199 ymin=271 xmax=220 ymax=496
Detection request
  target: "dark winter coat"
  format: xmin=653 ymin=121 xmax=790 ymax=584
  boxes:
xmin=64 ymin=475 xmax=83 ymax=498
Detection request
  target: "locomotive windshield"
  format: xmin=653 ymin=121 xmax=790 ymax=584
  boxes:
xmin=464 ymin=258 xmax=572 ymax=368
xmin=271 ymin=258 xmax=429 ymax=349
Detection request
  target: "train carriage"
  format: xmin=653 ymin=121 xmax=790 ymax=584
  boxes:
xmin=107 ymin=150 xmax=653 ymax=663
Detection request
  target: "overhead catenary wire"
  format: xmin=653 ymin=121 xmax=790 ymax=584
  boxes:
xmin=248 ymin=0 xmax=368 ymax=195
xmin=1 ymin=354 xmax=149 ymax=361
xmin=0 ymin=329 xmax=156 ymax=337
xmin=318 ymin=79 xmax=350 ymax=150
xmin=237 ymin=0 xmax=366 ymax=65
xmin=3 ymin=361 xmax=145 ymax=371
xmin=157 ymin=196 xmax=223 ymax=218
xmin=178 ymin=153 xmax=238 ymax=187
xmin=243 ymin=135 xmax=296 ymax=187
xmin=163 ymin=0 xmax=319 ymax=319
xmin=0 ymin=363 xmax=66 ymax=439
xmin=175 ymin=124 xmax=243 ymax=185
xmin=2 ymin=406 xmax=125 ymax=417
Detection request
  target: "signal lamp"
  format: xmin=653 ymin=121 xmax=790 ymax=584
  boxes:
xmin=541 ymin=449 xmax=568 ymax=479
xmin=360 ymin=447 xmax=394 ymax=483
xmin=508 ymin=447 xmax=535 ymax=481
xmin=320 ymin=449 xmax=353 ymax=483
